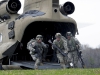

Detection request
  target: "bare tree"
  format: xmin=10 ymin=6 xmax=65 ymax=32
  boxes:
xmin=77 ymin=44 xmax=100 ymax=68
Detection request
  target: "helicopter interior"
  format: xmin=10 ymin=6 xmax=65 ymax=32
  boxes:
xmin=11 ymin=21 xmax=76 ymax=63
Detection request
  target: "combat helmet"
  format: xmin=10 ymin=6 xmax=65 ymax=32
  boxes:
xmin=36 ymin=35 xmax=43 ymax=40
xmin=66 ymin=32 xmax=72 ymax=36
xmin=55 ymin=33 xmax=62 ymax=38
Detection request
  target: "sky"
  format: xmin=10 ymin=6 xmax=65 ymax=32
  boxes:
xmin=60 ymin=0 xmax=100 ymax=48
xmin=1 ymin=0 xmax=100 ymax=48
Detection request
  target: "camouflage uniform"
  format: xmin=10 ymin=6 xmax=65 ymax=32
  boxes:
xmin=27 ymin=35 xmax=47 ymax=69
xmin=66 ymin=32 xmax=81 ymax=68
xmin=52 ymin=33 xmax=68 ymax=69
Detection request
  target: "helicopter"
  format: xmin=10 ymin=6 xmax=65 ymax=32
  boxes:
xmin=0 ymin=0 xmax=79 ymax=70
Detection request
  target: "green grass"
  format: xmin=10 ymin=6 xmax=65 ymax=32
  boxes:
xmin=0 ymin=68 xmax=100 ymax=75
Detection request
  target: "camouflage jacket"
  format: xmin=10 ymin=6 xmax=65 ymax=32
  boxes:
xmin=53 ymin=38 xmax=68 ymax=54
xmin=27 ymin=39 xmax=47 ymax=55
xmin=67 ymin=37 xmax=81 ymax=51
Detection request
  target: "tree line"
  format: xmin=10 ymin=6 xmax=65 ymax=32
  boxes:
xmin=77 ymin=45 xmax=100 ymax=68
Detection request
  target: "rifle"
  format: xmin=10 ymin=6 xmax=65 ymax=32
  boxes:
xmin=76 ymin=47 xmax=85 ymax=68
xmin=48 ymin=40 xmax=67 ymax=57
xmin=67 ymin=45 xmax=85 ymax=68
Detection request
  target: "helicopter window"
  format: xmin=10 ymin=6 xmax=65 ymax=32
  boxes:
xmin=8 ymin=21 xmax=15 ymax=30
xmin=16 ymin=10 xmax=45 ymax=20
xmin=25 ymin=10 xmax=39 ymax=14
xmin=8 ymin=29 xmax=15 ymax=39
xmin=52 ymin=0 xmax=59 ymax=7
xmin=0 ymin=14 xmax=10 ymax=23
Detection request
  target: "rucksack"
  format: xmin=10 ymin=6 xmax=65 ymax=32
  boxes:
xmin=27 ymin=38 xmax=35 ymax=50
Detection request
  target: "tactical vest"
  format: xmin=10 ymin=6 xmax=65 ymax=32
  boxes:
xmin=27 ymin=39 xmax=44 ymax=55
xmin=67 ymin=37 xmax=76 ymax=51
xmin=35 ymin=42 xmax=44 ymax=54
xmin=54 ymin=39 xmax=64 ymax=53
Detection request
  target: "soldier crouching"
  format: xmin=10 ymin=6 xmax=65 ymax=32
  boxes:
xmin=27 ymin=35 xmax=47 ymax=69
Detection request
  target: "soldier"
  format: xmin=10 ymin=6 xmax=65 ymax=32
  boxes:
xmin=27 ymin=35 xmax=47 ymax=69
xmin=66 ymin=32 xmax=81 ymax=68
xmin=52 ymin=33 xmax=68 ymax=69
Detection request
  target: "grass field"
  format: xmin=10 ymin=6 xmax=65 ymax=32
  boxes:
xmin=0 ymin=68 xmax=100 ymax=75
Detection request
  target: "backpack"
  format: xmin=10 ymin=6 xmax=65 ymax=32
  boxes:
xmin=27 ymin=38 xmax=35 ymax=50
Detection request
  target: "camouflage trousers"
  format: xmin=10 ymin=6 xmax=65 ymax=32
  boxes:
xmin=31 ymin=54 xmax=42 ymax=69
xmin=42 ymin=48 xmax=48 ymax=61
xmin=67 ymin=51 xmax=78 ymax=68
xmin=57 ymin=53 xmax=67 ymax=69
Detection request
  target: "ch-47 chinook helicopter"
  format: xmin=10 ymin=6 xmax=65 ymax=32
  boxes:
xmin=0 ymin=0 xmax=79 ymax=70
